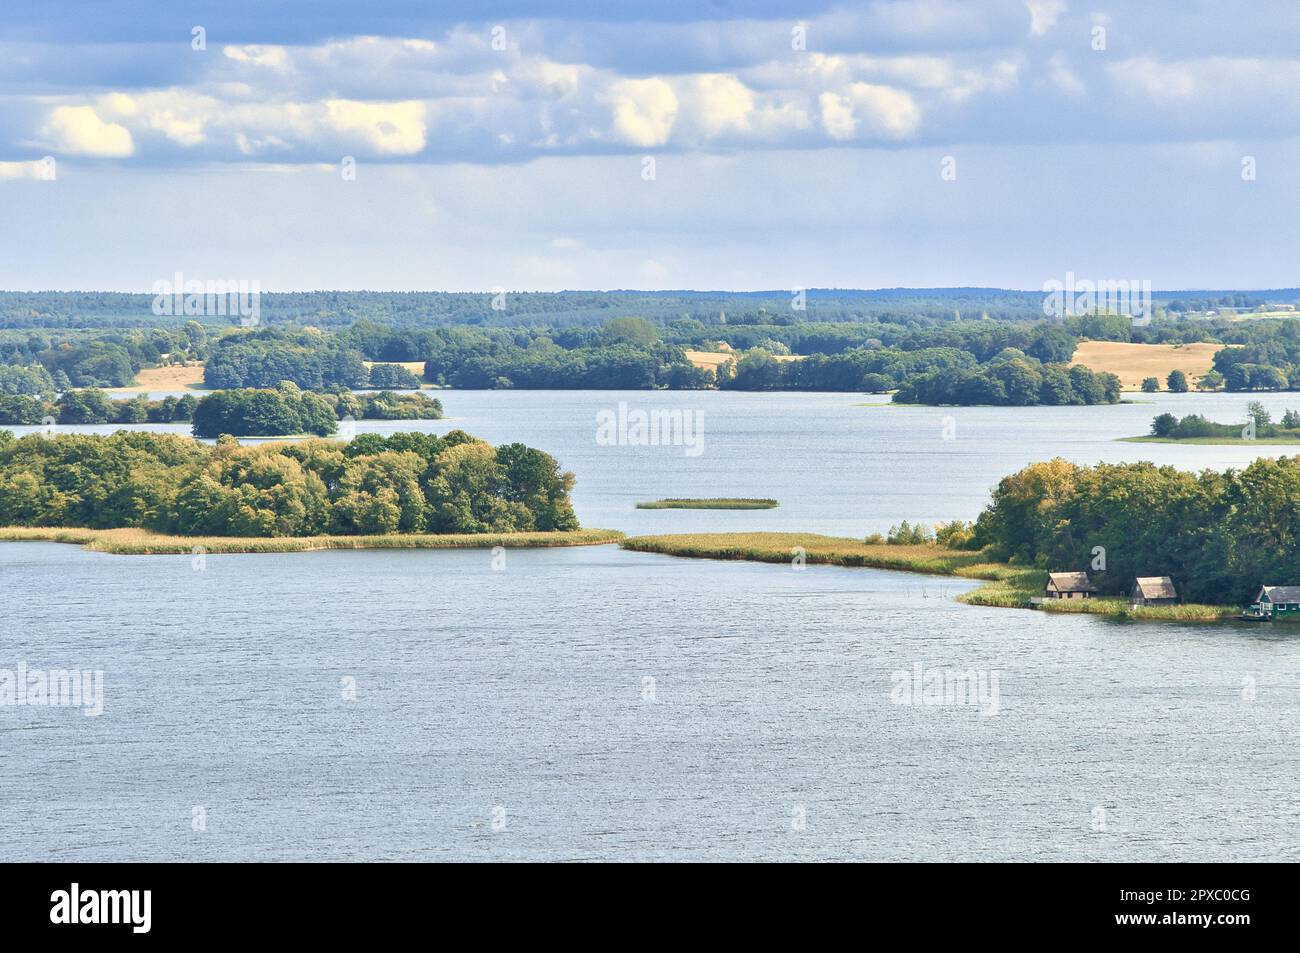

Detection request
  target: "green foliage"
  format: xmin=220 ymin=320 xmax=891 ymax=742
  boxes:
xmin=0 ymin=364 xmax=56 ymax=396
xmin=1166 ymin=369 xmax=1189 ymax=392
xmin=1141 ymin=377 xmax=1160 ymax=392
xmin=886 ymin=520 xmax=933 ymax=545
xmin=934 ymin=519 xmax=978 ymax=549
xmin=971 ymin=456 xmax=1300 ymax=604
xmin=1147 ymin=407 xmax=1300 ymax=441
xmin=366 ymin=363 xmax=423 ymax=389
xmin=892 ymin=360 xmax=1120 ymax=406
xmin=191 ymin=384 xmax=337 ymax=438
xmin=0 ymin=430 xmax=577 ymax=537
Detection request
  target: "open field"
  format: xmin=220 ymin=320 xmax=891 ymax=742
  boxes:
xmin=621 ymin=532 xmax=1238 ymax=621
xmin=363 ymin=361 xmax=426 ymax=375
xmin=1069 ymin=341 xmax=1221 ymax=390
xmin=636 ymin=498 xmax=778 ymax=509
xmin=0 ymin=526 xmax=623 ymax=555
xmin=116 ymin=363 xmax=207 ymax=392
xmin=684 ymin=349 xmax=805 ymax=371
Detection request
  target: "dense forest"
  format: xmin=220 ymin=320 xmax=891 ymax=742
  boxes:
xmin=972 ymin=456 xmax=1300 ymax=604
xmin=191 ymin=386 xmax=442 ymax=437
xmin=0 ymin=386 xmax=442 ymax=435
xmin=0 ymin=429 xmax=576 ymax=536
xmin=12 ymin=289 xmax=1300 ymax=399
xmin=892 ymin=358 xmax=1121 ymax=406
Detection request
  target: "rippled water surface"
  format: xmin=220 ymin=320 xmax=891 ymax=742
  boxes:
xmin=3 ymin=390 xmax=1299 ymax=860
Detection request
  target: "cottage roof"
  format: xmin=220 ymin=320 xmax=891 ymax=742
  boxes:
xmin=1047 ymin=571 xmax=1096 ymax=592
xmin=1260 ymin=585 xmax=1300 ymax=603
xmin=1134 ymin=576 xmax=1177 ymax=600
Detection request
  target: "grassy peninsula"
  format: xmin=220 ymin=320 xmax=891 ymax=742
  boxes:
xmin=1124 ymin=404 xmax=1300 ymax=444
xmin=636 ymin=498 xmax=778 ymax=510
xmin=620 ymin=532 xmax=1236 ymax=621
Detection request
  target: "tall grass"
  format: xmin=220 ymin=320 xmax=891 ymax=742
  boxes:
xmin=621 ymin=532 xmax=1004 ymax=578
xmin=635 ymin=498 xmax=778 ymax=510
xmin=621 ymin=532 xmax=1240 ymax=621
xmin=0 ymin=526 xmax=623 ymax=555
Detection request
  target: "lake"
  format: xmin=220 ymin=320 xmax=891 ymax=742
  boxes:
xmin=3 ymin=389 xmax=1300 ymax=860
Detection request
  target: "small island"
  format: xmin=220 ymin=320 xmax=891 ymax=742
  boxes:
xmin=0 ymin=384 xmax=444 ymax=438
xmin=636 ymin=498 xmax=778 ymax=510
xmin=1123 ymin=403 xmax=1300 ymax=444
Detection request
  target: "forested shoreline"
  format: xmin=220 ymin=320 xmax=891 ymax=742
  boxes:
xmin=0 ymin=386 xmax=443 ymax=436
xmin=971 ymin=456 xmax=1300 ymax=605
xmin=0 ymin=430 xmax=576 ymax=537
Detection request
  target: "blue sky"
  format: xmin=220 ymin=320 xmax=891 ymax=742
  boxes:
xmin=1 ymin=1 xmax=1298 ymax=291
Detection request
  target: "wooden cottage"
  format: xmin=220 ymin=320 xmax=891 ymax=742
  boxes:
xmin=1248 ymin=585 xmax=1300 ymax=617
xmin=1131 ymin=576 xmax=1178 ymax=607
xmin=1044 ymin=572 xmax=1097 ymax=600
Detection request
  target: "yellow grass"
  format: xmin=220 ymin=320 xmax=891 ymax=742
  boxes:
xmin=363 ymin=361 xmax=426 ymax=374
xmin=620 ymin=532 xmax=1240 ymax=621
xmin=1069 ymin=341 xmax=1222 ymax=390
xmin=684 ymin=349 xmax=805 ymax=371
xmin=0 ymin=526 xmax=623 ymax=555
xmin=621 ymin=532 xmax=1007 ymax=578
xmin=116 ymin=363 xmax=208 ymax=392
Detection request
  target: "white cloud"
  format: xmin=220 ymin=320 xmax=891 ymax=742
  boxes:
xmin=39 ymin=105 xmax=134 ymax=157
xmin=325 ymin=99 xmax=427 ymax=155
xmin=223 ymin=45 xmax=292 ymax=72
xmin=691 ymin=74 xmax=755 ymax=136
xmin=821 ymin=84 xmax=921 ymax=140
xmin=1025 ymin=0 xmax=1067 ymax=36
xmin=607 ymin=77 xmax=678 ymax=147
xmin=0 ymin=159 xmax=53 ymax=181
xmin=819 ymin=92 xmax=857 ymax=140
xmin=1046 ymin=53 xmax=1086 ymax=97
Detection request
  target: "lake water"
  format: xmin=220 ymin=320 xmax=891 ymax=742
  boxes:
xmin=3 ymin=390 xmax=1300 ymax=860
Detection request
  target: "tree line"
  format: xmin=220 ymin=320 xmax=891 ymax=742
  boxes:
xmin=0 ymin=385 xmax=442 ymax=436
xmin=0 ymin=429 xmax=576 ymax=536
xmin=971 ymin=456 xmax=1300 ymax=604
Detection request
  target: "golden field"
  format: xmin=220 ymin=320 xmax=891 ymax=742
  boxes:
xmin=363 ymin=360 xmax=426 ymax=374
xmin=1069 ymin=341 xmax=1222 ymax=390
xmin=114 ymin=363 xmax=207 ymax=392
xmin=683 ymin=349 xmax=805 ymax=371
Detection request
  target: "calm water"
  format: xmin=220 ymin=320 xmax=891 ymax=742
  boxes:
xmin=3 ymin=390 xmax=1300 ymax=860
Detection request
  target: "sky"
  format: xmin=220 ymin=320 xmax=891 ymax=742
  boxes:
xmin=1 ymin=0 xmax=1298 ymax=292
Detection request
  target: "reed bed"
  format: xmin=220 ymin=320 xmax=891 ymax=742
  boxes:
xmin=620 ymin=532 xmax=1004 ymax=578
xmin=621 ymin=533 xmax=1240 ymax=621
xmin=0 ymin=526 xmax=623 ymax=555
xmin=635 ymin=498 xmax=779 ymax=510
